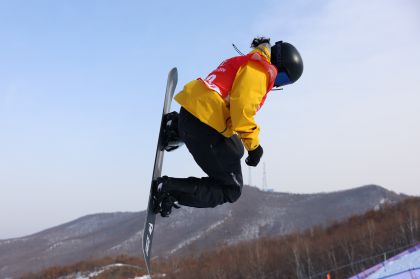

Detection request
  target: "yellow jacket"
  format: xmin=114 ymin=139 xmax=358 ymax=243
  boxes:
xmin=174 ymin=47 xmax=272 ymax=151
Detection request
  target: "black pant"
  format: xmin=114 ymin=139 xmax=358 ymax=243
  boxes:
xmin=167 ymin=107 xmax=244 ymax=208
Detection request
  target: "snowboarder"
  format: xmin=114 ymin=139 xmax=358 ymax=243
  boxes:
xmin=154 ymin=37 xmax=303 ymax=217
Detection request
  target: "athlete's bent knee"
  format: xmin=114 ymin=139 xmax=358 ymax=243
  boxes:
xmin=224 ymin=185 xmax=242 ymax=203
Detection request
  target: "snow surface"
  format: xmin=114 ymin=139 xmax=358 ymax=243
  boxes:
xmin=351 ymin=244 xmax=420 ymax=279
xmin=366 ymin=249 xmax=420 ymax=279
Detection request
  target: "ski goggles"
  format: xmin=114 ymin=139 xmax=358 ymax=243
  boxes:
xmin=274 ymin=71 xmax=292 ymax=87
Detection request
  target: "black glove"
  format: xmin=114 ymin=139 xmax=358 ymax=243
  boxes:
xmin=245 ymin=145 xmax=263 ymax=167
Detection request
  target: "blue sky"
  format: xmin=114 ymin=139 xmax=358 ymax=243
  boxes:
xmin=1 ymin=0 xmax=419 ymax=238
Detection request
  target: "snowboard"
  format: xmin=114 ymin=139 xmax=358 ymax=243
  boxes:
xmin=142 ymin=67 xmax=178 ymax=276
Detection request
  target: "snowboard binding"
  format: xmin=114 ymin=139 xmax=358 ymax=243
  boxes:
xmin=152 ymin=177 xmax=181 ymax=217
xmin=162 ymin=111 xmax=184 ymax=152
xmin=155 ymin=192 xmax=180 ymax=217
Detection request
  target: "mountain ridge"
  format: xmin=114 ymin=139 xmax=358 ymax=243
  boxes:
xmin=0 ymin=184 xmax=408 ymax=278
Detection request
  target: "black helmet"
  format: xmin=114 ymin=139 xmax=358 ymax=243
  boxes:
xmin=271 ymin=41 xmax=303 ymax=87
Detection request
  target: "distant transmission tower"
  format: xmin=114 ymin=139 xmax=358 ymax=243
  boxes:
xmin=262 ymin=162 xmax=268 ymax=191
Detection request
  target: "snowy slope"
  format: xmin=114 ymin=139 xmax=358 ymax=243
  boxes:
xmin=350 ymin=244 xmax=420 ymax=279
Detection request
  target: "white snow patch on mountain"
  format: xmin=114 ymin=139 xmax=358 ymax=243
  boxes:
xmin=63 ymin=263 xmax=145 ymax=279
xmin=109 ymin=229 xmax=143 ymax=252
xmin=169 ymin=210 xmax=232 ymax=254
xmin=231 ymin=217 xmax=274 ymax=244
xmin=374 ymin=198 xmax=386 ymax=211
